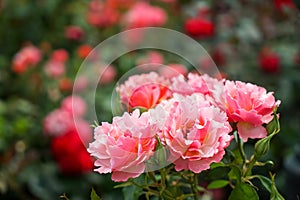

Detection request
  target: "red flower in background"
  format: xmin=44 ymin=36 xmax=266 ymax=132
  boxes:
xmin=259 ymin=48 xmax=281 ymax=73
xmin=184 ymin=18 xmax=214 ymax=38
xmin=51 ymin=49 xmax=69 ymax=63
xmin=59 ymin=78 xmax=73 ymax=92
xmin=274 ymin=0 xmax=295 ymax=11
xmin=51 ymin=130 xmax=93 ymax=175
xmin=77 ymin=45 xmax=93 ymax=59
xmin=65 ymin=26 xmax=85 ymax=41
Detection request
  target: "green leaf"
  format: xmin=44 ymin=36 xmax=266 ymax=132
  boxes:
xmin=228 ymin=165 xmax=242 ymax=184
xmin=207 ymin=180 xmax=229 ymax=189
xmin=90 ymin=188 xmax=101 ymax=200
xmin=122 ymin=184 xmax=143 ymax=200
xmin=228 ymin=183 xmax=259 ymax=200
xmin=210 ymin=162 xmax=226 ymax=169
xmin=206 ymin=166 xmax=231 ymax=180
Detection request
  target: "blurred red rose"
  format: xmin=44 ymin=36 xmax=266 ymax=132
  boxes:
xmin=184 ymin=18 xmax=214 ymax=38
xmin=59 ymin=78 xmax=73 ymax=92
xmin=274 ymin=0 xmax=295 ymax=11
xmin=51 ymin=49 xmax=69 ymax=63
xmin=259 ymin=48 xmax=280 ymax=73
xmin=77 ymin=45 xmax=93 ymax=59
xmin=51 ymin=130 xmax=93 ymax=175
xmin=65 ymin=25 xmax=84 ymax=41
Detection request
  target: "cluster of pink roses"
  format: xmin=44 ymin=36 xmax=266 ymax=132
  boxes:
xmin=88 ymin=72 xmax=280 ymax=182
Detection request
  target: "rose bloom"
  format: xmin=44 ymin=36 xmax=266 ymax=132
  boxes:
xmin=12 ymin=45 xmax=42 ymax=73
xmin=77 ymin=44 xmax=93 ymax=59
xmin=43 ymin=109 xmax=74 ymax=137
xmin=99 ymin=65 xmax=116 ymax=84
xmin=65 ymin=25 xmax=84 ymax=41
xmin=61 ymin=95 xmax=87 ymax=117
xmin=86 ymin=0 xmax=119 ymax=28
xmin=44 ymin=60 xmax=65 ymax=78
xmin=154 ymin=93 xmax=232 ymax=173
xmin=160 ymin=63 xmax=188 ymax=79
xmin=73 ymin=76 xmax=89 ymax=92
xmin=136 ymin=51 xmax=164 ymax=66
xmin=222 ymin=80 xmax=280 ymax=142
xmin=59 ymin=77 xmax=73 ymax=92
xmin=274 ymin=0 xmax=295 ymax=11
xmin=171 ymin=73 xmax=224 ymax=99
xmin=122 ymin=2 xmax=167 ymax=28
xmin=184 ymin=17 xmax=214 ymax=38
xmin=117 ymin=72 xmax=171 ymax=110
xmin=259 ymin=49 xmax=280 ymax=73
xmin=88 ymin=110 xmax=157 ymax=182
xmin=51 ymin=129 xmax=93 ymax=175
xmin=51 ymin=49 xmax=69 ymax=63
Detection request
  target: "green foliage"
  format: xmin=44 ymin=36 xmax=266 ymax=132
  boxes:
xmin=228 ymin=183 xmax=259 ymax=200
xmin=90 ymin=188 xmax=101 ymax=200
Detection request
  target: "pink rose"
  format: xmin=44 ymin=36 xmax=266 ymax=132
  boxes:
xmin=136 ymin=51 xmax=164 ymax=66
xmin=88 ymin=110 xmax=157 ymax=182
xmin=222 ymin=80 xmax=280 ymax=142
xmin=159 ymin=63 xmax=188 ymax=79
xmin=171 ymin=73 xmax=224 ymax=99
xmin=122 ymin=2 xmax=167 ymax=28
xmin=43 ymin=109 xmax=74 ymax=137
xmin=155 ymin=94 xmax=232 ymax=173
xmin=117 ymin=72 xmax=171 ymax=110
xmin=86 ymin=0 xmax=119 ymax=28
xmin=61 ymin=95 xmax=87 ymax=117
xmin=99 ymin=65 xmax=116 ymax=84
xmin=44 ymin=60 xmax=65 ymax=78
xmin=12 ymin=45 xmax=42 ymax=73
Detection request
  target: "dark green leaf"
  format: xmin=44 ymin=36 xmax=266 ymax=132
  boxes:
xmin=210 ymin=162 xmax=226 ymax=169
xmin=206 ymin=166 xmax=231 ymax=180
xmin=228 ymin=183 xmax=259 ymax=200
xmin=228 ymin=165 xmax=242 ymax=184
xmin=122 ymin=184 xmax=143 ymax=200
xmin=90 ymin=188 xmax=101 ymax=200
xmin=207 ymin=180 xmax=229 ymax=189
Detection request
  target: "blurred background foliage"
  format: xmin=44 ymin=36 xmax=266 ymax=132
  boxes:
xmin=0 ymin=0 xmax=300 ymax=199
